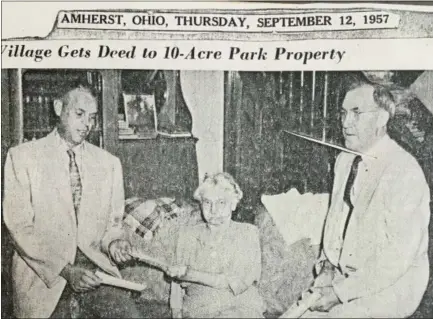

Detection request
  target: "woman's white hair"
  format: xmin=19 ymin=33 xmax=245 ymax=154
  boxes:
xmin=193 ymin=172 xmax=243 ymax=205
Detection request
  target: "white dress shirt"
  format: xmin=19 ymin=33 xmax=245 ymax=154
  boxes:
xmin=53 ymin=129 xmax=85 ymax=181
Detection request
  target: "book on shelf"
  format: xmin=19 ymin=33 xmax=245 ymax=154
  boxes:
xmin=21 ymin=70 xmax=103 ymax=145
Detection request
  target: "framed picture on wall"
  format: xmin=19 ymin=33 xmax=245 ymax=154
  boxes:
xmin=120 ymin=93 xmax=158 ymax=138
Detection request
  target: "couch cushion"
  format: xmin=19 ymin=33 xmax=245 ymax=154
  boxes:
xmin=123 ymin=197 xmax=181 ymax=241
xmin=121 ymin=198 xmax=202 ymax=304
xmin=255 ymin=204 xmax=319 ymax=317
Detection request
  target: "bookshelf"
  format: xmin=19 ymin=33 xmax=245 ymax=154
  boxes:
xmin=20 ymin=69 xmax=103 ymax=146
xmin=5 ymin=68 xmax=199 ymax=200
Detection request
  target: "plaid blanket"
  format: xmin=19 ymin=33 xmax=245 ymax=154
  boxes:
xmin=123 ymin=197 xmax=183 ymax=241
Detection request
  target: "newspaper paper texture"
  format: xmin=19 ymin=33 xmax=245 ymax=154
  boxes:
xmin=1 ymin=2 xmax=433 ymax=319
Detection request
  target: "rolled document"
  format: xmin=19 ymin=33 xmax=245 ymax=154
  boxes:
xmin=279 ymin=290 xmax=321 ymax=318
xmin=95 ymin=271 xmax=147 ymax=291
xmin=129 ymin=250 xmax=171 ymax=273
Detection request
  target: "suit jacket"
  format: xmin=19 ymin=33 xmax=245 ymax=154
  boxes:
xmin=3 ymin=130 xmax=126 ymax=318
xmin=319 ymin=136 xmax=430 ymax=318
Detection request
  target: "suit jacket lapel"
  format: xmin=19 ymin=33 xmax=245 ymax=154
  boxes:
xmin=324 ymin=152 xmax=354 ymax=266
xmin=44 ymin=131 xmax=77 ymax=226
xmin=78 ymin=142 xmax=93 ymax=224
xmin=78 ymin=143 xmax=106 ymax=234
xmin=341 ymin=146 xmax=394 ymax=249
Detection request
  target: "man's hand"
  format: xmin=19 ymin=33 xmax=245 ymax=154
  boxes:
xmin=309 ymin=286 xmax=341 ymax=312
xmin=314 ymin=260 xmax=335 ymax=288
xmin=109 ymin=239 xmax=133 ymax=264
xmin=60 ymin=264 xmax=101 ymax=293
xmin=313 ymin=269 xmax=334 ymax=288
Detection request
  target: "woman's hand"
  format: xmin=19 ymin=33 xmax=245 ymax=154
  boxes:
xmin=166 ymin=265 xmax=230 ymax=290
xmin=166 ymin=265 xmax=188 ymax=279
xmin=108 ymin=239 xmax=133 ymax=264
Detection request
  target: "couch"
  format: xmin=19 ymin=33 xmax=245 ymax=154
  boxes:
xmin=118 ymin=192 xmax=325 ymax=318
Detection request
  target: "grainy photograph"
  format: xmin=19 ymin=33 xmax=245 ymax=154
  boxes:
xmin=1 ymin=68 xmax=432 ymax=318
xmin=1 ymin=2 xmax=433 ymax=319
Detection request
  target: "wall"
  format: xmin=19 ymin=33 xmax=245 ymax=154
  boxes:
xmin=180 ymin=70 xmax=224 ymax=182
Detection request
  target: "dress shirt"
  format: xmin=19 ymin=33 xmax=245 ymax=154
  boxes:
xmin=53 ymin=129 xmax=85 ymax=181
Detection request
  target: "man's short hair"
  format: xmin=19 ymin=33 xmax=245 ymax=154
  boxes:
xmin=344 ymin=75 xmax=396 ymax=118
xmin=61 ymin=85 xmax=97 ymax=109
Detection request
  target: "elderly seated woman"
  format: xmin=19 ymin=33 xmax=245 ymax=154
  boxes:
xmin=163 ymin=172 xmax=266 ymax=318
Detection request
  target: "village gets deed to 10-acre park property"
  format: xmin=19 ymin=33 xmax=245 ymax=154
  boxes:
xmin=2 ymin=43 xmax=346 ymax=65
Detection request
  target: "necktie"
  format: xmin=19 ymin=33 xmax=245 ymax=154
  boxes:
xmin=342 ymin=155 xmax=362 ymax=240
xmin=67 ymin=149 xmax=82 ymax=217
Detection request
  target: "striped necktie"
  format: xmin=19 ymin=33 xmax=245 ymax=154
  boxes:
xmin=67 ymin=149 xmax=82 ymax=217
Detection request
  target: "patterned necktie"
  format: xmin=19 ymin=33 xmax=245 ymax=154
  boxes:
xmin=342 ymin=155 xmax=362 ymax=240
xmin=67 ymin=149 xmax=82 ymax=217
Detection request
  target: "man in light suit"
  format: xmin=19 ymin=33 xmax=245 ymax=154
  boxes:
xmin=3 ymin=86 xmax=142 ymax=318
xmin=302 ymin=81 xmax=431 ymax=317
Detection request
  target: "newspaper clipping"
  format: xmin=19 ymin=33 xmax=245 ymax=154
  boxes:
xmin=1 ymin=2 xmax=433 ymax=318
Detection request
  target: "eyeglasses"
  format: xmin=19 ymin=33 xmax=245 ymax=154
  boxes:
xmin=202 ymin=199 xmax=230 ymax=210
xmin=339 ymin=109 xmax=380 ymax=121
